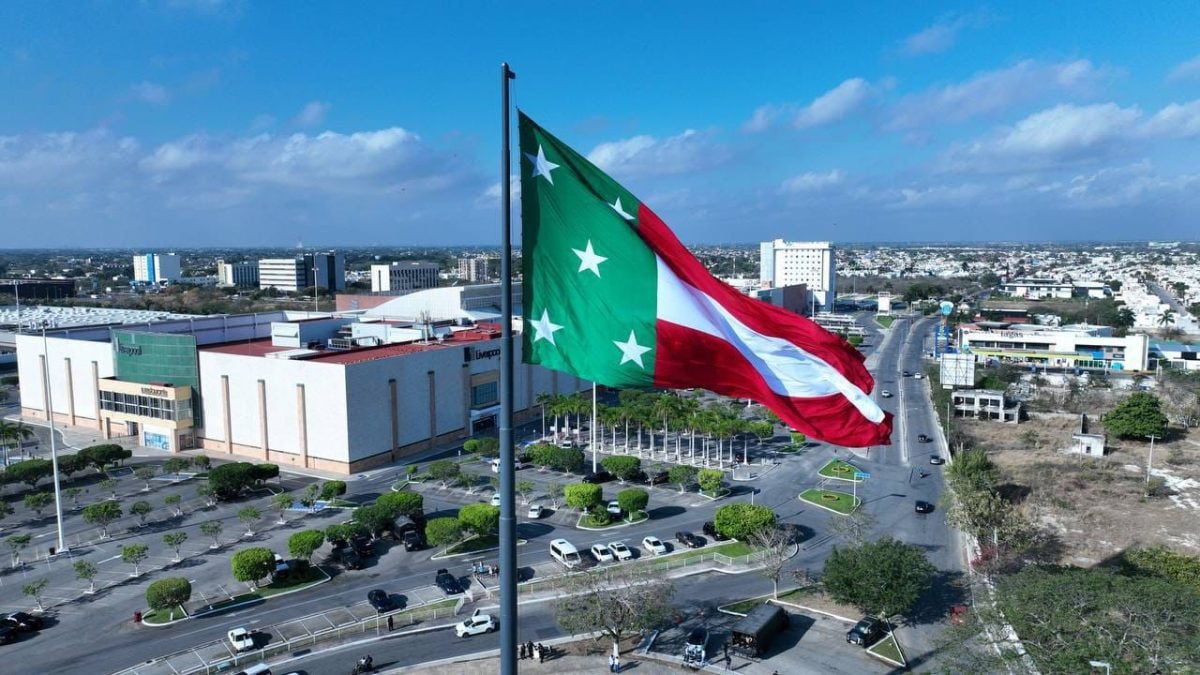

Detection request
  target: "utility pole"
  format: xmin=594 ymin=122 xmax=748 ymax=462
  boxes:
xmin=1145 ymin=434 xmax=1161 ymax=495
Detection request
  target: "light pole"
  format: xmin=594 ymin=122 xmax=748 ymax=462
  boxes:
xmin=591 ymin=385 xmax=598 ymax=473
xmin=1088 ymin=660 xmax=1111 ymax=675
xmin=1145 ymin=434 xmax=1161 ymax=495
xmin=40 ymin=328 xmax=69 ymax=555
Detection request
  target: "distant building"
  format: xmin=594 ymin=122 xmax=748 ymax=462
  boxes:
xmin=759 ymin=240 xmax=836 ymax=312
xmin=370 ymin=261 xmax=440 ymax=293
xmin=0 ymin=278 xmax=76 ymax=301
xmin=753 ymin=283 xmax=809 ymax=316
xmin=951 ymin=389 xmax=1021 ymax=423
xmin=132 ymin=253 xmax=181 ymax=284
xmin=458 ymin=257 xmax=494 ymax=283
xmin=217 ymin=261 xmax=259 ymax=288
xmin=306 ymin=252 xmax=345 ymax=291
xmin=258 ymin=258 xmax=308 ymax=292
xmin=1000 ymin=278 xmax=1110 ymax=300
xmin=961 ymin=322 xmax=1149 ymax=371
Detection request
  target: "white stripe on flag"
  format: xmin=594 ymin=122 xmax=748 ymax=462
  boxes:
xmin=656 ymin=256 xmax=885 ymax=424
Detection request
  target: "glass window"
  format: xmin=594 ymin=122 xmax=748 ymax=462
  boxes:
xmin=471 ymin=381 xmax=498 ymax=407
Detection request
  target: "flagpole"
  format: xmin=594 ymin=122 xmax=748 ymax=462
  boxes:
xmin=591 ymin=384 xmax=598 ymax=473
xmin=497 ymin=61 xmax=518 ymax=675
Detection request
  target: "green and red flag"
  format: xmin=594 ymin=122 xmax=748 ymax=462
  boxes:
xmin=519 ymin=113 xmax=891 ymax=448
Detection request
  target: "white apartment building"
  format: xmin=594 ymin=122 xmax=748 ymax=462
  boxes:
xmin=371 ymin=261 xmax=440 ymax=293
xmin=132 ymin=253 xmax=182 ymax=284
xmin=759 ymin=240 xmax=835 ymax=311
xmin=217 ymin=261 xmax=260 ymax=288
xmin=1000 ymin=278 xmax=1110 ymax=300
xmin=457 ymin=257 xmax=494 ymax=283
xmin=258 ymin=258 xmax=308 ymax=292
xmin=961 ymin=323 xmax=1149 ymax=372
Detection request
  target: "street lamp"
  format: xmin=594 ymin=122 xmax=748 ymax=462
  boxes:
xmin=40 ymin=328 xmax=69 ymax=555
xmin=1145 ymin=434 xmax=1161 ymax=496
xmin=1088 ymin=660 xmax=1111 ymax=675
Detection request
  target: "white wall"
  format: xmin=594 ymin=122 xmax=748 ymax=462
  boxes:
xmin=16 ymin=334 xmax=113 ymax=420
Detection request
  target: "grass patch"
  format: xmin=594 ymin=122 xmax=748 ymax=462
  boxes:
xmin=799 ymin=488 xmax=860 ymax=515
xmin=867 ymin=632 xmax=905 ymax=666
xmin=818 ymin=459 xmax=862 ymax=482
xmin=875 ymin=315 xmax=894 ymax=328
xmin=444 ymin=534 xmax=499 ymax=556
xmin=720 ymin=595 xmax=772 ymax=615
xmin=700 ymin=487 xmax=731 ymax=499
xmin=775 ymin=587 xmax=814 ymax=604
xmin=258 ymin=565 xmax=328 ymax=597
xmin=141 ymin=605 xmax=187 ymax=624
xmin=326 ymin=498 xmax=356 ymax=508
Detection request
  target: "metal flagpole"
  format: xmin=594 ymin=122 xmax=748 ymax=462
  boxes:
xmin=41 ymin=328 xmax=69 ymax=555
xmin=497 ymin=61 xmax=518 ymax=675
xmin=592 ymin=385 xmax=598 ymax=472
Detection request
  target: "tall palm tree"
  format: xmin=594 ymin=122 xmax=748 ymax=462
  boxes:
xmin=1158 ymin=309 xmax=1176 ymax=328
xmin=535 ymin=392 xmax=554 ymax=440
xmin=0 ymin=420 xmax=35 ymax=469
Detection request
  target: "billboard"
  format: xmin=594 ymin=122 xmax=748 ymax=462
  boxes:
xmin=939 ymin=353 xmax=976 ymax=388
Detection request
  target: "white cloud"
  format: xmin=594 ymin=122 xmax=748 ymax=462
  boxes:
xmin=899 ymin=11 xmax=990 ymax=56
xmin=0 ymin=130 xmax=141 ymax=187
xmin=887 ymin=59 xmax=1111 ymax=130
xmin=479 ymin=175 xmax=520 ymax=206
xmin=292 ymin=101 xmax=331 ymax=128
xmin=743 ymin=104 xmax=782 ymax=133
xmin=794 ymin=79 xmax=872 ymax=129
xmin=1139 ymin=100 xmax=1200 ymax=139
xmin=780 ymin=170 xmax=846 ymax=193
xmin=1167 ymin=55 xmax=1200 ymax=82
xmin=131 ymin=81 xmax=170 ymax=105
xmin=587 ymin=129 xmax=728 ymax=177
xmin=1053 ymin=161 xmax=1200 ymax=208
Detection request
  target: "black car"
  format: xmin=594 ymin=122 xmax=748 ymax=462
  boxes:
xmin=648 ymin=470 xmax=670 ymax=485
xmin=915 ymin=500 xmax=934 ymax=514
xmin=435 ymin=568 xmax=463 ymax=595
xmin=4 ymin=612 xmax=44 ymax=632
xmin=403 ymin=530 xmax=425 ymax=552
xmin=675 ymin=531 xmax=703 ymax=549
xmin=337 ymin=547 xmax=364 ymax=570
xmin=367 ymin=589 xmax=393 ymax=613
xmin=917 ymin=434 xmax=930 ymax=443
xmin=846 ymin=616 xmax=884 ymax=647
xmin=0 ymin=625 xmax=15 ymax=645
xmin=582 ymin=471 xmax=613 ymax=484
xmin=351 ymin=534 xmax=375 ymax=557
xmin=902 ymin=370 xmax=911 ymax=377
xmin=702 ymin=521 xmax=729 ymax=541
xmin=929 ymin=455 xmax=945 ymax=465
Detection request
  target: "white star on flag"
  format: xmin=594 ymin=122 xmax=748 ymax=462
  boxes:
xmin=530 ymin=309 xmax=564 ymax=346
xmin=572 ymin=240 xmax=608 ymax=277
xmin=613 ymin=329 xmax=651 ymax=369
xmin=524 ymin=144 xmax=560 ymax=185
xmin=609 ymin=197 xmax=634 ymax=221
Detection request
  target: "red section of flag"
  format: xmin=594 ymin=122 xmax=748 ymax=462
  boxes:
xmin=637 ymin=204 xmax=892 ymax=447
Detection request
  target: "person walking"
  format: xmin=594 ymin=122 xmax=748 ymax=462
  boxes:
xmin=519 ymin=642 xmax=526 ymax=660
xmin=386 ymin=615 xmax=394 ymax=632
xmin=608 ymin=654 xmax=616 ymax=672
xmin=614 ymin=655 xmax=620 ymax=673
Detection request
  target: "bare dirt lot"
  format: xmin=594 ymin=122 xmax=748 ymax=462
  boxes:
xmin=961 ymin=413 xmax=1200 ymax=565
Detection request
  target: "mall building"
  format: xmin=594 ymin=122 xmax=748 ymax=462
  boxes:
xmin=17 ymin=290 xmax=588 ymax=474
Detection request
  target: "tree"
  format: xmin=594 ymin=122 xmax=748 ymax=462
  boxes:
xmin=99 ymin=478 xmax=118 ymax=500
xmin=748 ymin=420 xmax=775 ymax=444
xmin=57 ymin=453 xmax=87 ymax=479
xmin=546 ymin=482 xmax=565 ymax=509
xmin=6 ymin=458 xmax=52 ymax=489
xmin=455 ymin=471 xmax=480 ymax=493
xmin=1103 ymin=392 xmax=1170 ymax=440
xmin=135 ymin=467 xmax=156 ymax=491
xmin=376 ymin=491 xmax=423 ymax=520
xmin=82 ymin=501 xmax=122 ymax=538
xmin=555 ymin=566 xmax=675 ymax=658
xmin=146 ymin=578 xmax=192 ymax=620
xmin=564 ymin=483 xmax=603 ymax=511
xmin=516 ymin=479 xmax=535 ymax=504
xmin=425 ymin=517 xmax=462 ymax=549
xmin=120 ymin=543 xmax=149 ymax=576
xmin=712 ymin=503 xmax=776 ymax=540
xmin=601 ymin=455 xmax=642 ymax=482
xmin=288 ymin=530 xmax=325 ymax=564
xmin=318 ymin=480 xmax=347 ymax=501
xmin=196 ymin=483 xmax=216 ymax=507
xmin=78 ymin=444 xmax=131 ymax=471
xmin=163 ymin=531 xmax=189 ymax=562
xmin=823 ymin=538 xmax=935 ymax=619
xmin=827 ymin=507 xmax=877 ymax=547
xmin=454 ymin=503 xmax=499 ymax=537
xmin=22 ymin=491 xmax=53 ymax=518
xmin=668 ymin=465 xmax=698 ymax=493
xmin=463 ymin=437 xmax=500 ymax=458
xmin=200 ymin=520 xmax=223 ymax=548
xmin=22 ymin=578 xmax=48 ymax=611
xmin=230 ymin=547 xmax=275 ymax=588
xmin=191 ymin=455 xmax=211 ymax=471
xmin=6 ymin=533 xmax=32 ymax=568
xmin=616 ymin=488 xmax=649 ymax=519
xmin=428 ymin=459 xmax=461 ymax=484
xmin=74 ymin=559 xmax=99 ymax=593
xmin=130 ymin=500 xmax=153 ymax=526
xmin=237 ymin=506 xmax=261 ymax=536
xmin=750 ymin=525 xmax=797 ymax=598
xmin=697 ymin=468 xmax=724 ymax=493
xmin=299 ymin=483 xmax=320 ymax=511
xmin=252 ymin=463 xmax=279 ymax=485
xmin=945 ymin=448 xmax=999 ymax=493
xmin=208 ymin=462 xmax=257 ymax=500
xmin=162 ymin=457 xmax=190 ymax=475
xmin=164 ymin=493 xmax=183 ymax=517
xmin=273 ymin=491 xmax=294 ymax=523
xmin=353 ymin=504 xmax=395 ymax=538
xmin=64 ymin=486 xmax=84 ymax=510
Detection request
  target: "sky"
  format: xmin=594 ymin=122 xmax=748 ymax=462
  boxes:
xmin=2 ymin=1 xmax=1200 ymax=248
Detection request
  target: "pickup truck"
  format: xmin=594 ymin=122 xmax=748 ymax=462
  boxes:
xmin=227 ymin=627 xmax=256 ymax=652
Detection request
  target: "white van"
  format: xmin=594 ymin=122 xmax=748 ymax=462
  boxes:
xmin=490 ymin=457 xmax=523 ymax=473
xmin=233 ymin=664 xmax=271 ymax=675
xmin=549 ymin=538 xmax=582 ymax=568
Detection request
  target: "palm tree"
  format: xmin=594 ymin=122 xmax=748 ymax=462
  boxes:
xmin=598 ymin=405 xmax=622 ymax=454
xmin=1158 ymin=309 xmax=1176 ymax=328
xmin=0 ymin=420 xmax=35 ymax=469
xmin=535 ymin=392 xmax=555 ymax=440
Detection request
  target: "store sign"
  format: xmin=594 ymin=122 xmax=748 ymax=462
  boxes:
xmin=141 ymin=386 xmax=169 ymax=398
xmin=118 ymin=343 xmax=143 ymax=356
xmin=464 ymin=346 xmax=502 ymax=362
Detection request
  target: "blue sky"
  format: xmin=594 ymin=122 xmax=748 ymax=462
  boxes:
xmin=2 ymin=1 xmax=1200 ymax=247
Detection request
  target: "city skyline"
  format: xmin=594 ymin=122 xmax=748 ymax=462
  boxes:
xmin=3 ymin=2 xmax=1200 ymax=247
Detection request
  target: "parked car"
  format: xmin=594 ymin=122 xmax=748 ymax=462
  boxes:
xmin=881 ymin=390 xmax=892 ymax=398
xmin=683 ymin=626 xmax=709 ymax=667
xmin=902 ymin=370 xmax=911 ymax=377
xmin=648 ymin=470 xmax=670 ymax=485
xmin=367 ymin=589 xmax=393 ymax=613
xmin=702 ymin=521 xmax=729 ymax=541
xmin=642 ymin=536 xmax=667 ymax=556
xmin=846 ymin=616 xmax=884 ymax=647
xmin=228 ymin=627 xmax=256 ymax=652
xmin=3 ymin=612 xmax=44 ymax=632
xmin=914 ymin=373 xmax=924 ymax=379
xmin=582 ymin=471 xmax=613 ymax=484
xmin=351 ymin=534 xmax=375 ymax=557
xmin=0 ymin=625 xmax=16 ymax=645
xmin=561 ymin=439 xmax=574 ymax=449
xmin=273 ymin=554 xmax=291 ymax=576
xmin=527 ymin=503 xmax=544 ymax=519
xmin=608 ymin=541 xmax=633 ymax=561
xmin=929 ymin=455 xmax=945 ymax=465
xmin=591 ymin=543 xmax=615 ymax=563
xmin=675 ymin=531 xmax=703 ymax=549
xmin=403 ymin=530 xmax=424 ymax=552
xmin=915 ymin=500 xmax=934 ymax=514
xmin=338 ymin=547 xmax=364 ymax=570
xmin=917 ymin=434 xmax=931 ymax=443
xmin=435 ymin=568 xmax=463 ymax=595
xmin=606 ymin=500 xmax=622 ymax=516
xmin=455 ymin=609 xmax=497 ymax=637
xmin=490 ymin=493 xmax=502 ymax=507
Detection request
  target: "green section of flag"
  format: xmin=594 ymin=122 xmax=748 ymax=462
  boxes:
xmin=519 ymin=113 xmax=656 ymax=388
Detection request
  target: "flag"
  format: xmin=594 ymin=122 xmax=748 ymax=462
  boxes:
xmin=519 ymin=113 xmax=892 ymax=448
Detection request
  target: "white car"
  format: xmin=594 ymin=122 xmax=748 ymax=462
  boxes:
xmin=490 ymin=493 xmax=502 ymax=507
xmin=606 ymin=500 xmax=622 ymax=516
xmin=642 ymin=536 xmax=667 ymax=556
xmin=591 ymin=543 xmax=615 ymax=563
xmin=561 ymin=439 xmax=574 ymax=448
xmin=527 ymin=504 xmax=544 ymax=519
xmin=608 ymin=541 xmax=633 ymax=561
xmin=227 ymin=627 xmax=255 ymax=652
xmin=914 ymin=373 xmax=924 ymax=379
xmin=880 ymin=390 xmax=892 ymax=398
xmin=455 ymin=609 xmax=497 ymax=637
